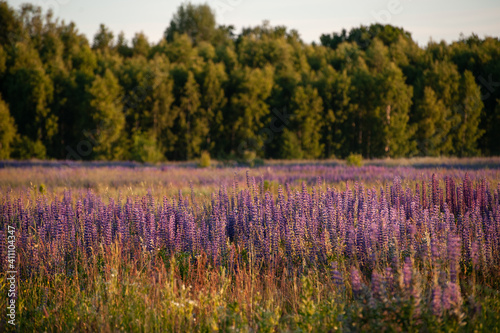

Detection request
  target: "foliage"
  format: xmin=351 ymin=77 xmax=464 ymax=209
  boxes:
xmin=0 ymin=94 xmax=16 ymax=158
xmin=87 ymin=69 xmax=125 ymax=160
xmin=239 ymin=150 xmax=264 ymax=167
xmin=198 ymin=150 xmax=211 ymax=168
xmin=0 ymin=1 xmax=499 ymax=161
xmin=130 ymin=131 xmax=164 ymax=163
xmin=346 ymin=153 xmax=363 ymax=166
xmin=13 ymin=135 xmax=46 ymax=159
xmin=164 ymin=3 xmax=217 ymax=45
xmin=415 ymin=87 xmax=453 ymax=156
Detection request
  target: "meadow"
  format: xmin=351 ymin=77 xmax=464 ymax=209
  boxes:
xmin=1 ymin=159 xmax=500 ymax=332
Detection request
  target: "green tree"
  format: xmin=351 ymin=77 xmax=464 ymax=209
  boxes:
xmin=230 ymin=66 xmax=274 ymax=157
xmin=132 ymin=32 xmax=150 ymax=58
xmin=414 ymin=87 xmax=453 ymax=156
xmin=130 ymin=130 xmax=164 ymax=163
xmin=349 ymin=39 xmax=415 ymax=158
xmin=92 ymin=24 xmax=114 ymax=51
xmin=0 ymin=1 xmax=23 ymax=47
xmin=57 ymin=23 xmax=97 ymax=159
xmin=281 ymin=130 xmax=303 ymax=159
xmin=215 ymin=43 xmax=238 ymax=73
xmin=150 ymin=55 xmax=176 ymax=156
xmin=365 ymin=38 xmax=390 ymax=73
xmin=320 ymin=24 xmax=412 ymax=50
xmin=266 ymin=66 xmax=300 ymax=158
xmin=363 ymin=38 xmax=393 ymax=157
xmin=199 ymin=60 xmax=227 ymax=155
xmin=5 ymin=41 xmax=55 ymax=155
xmin=315 ymin=66 xmax=351 ymax=158
xmin=424 ymin=60 xmax=461 ymax=109
xmin=493 ymin=100 xmax=500 ymax=152
xmin=453 ymin=70 xmax=484 ymax=156
xmin=115 ymin=31 xmax=132 ymax=58
xmin=64 ymin=32 xmax=97 ymax=75
xmin=14 ymin=136 xmax=46 ymax=159
xmin=172 ymin=70 xmax=207 ymax=160
xmin=0 ymin=45 xmax=6 ymax=76
xmin=377 ymin=63 xmax=415 ymax=157
xmin=164 ymin=3 xmax=216 ymax=45
xmin=0 ymin=0 xmax=499 ymax=160
xmin=282 ymin=86 xmax=324 ymax=159
xmin=448 ymin=36 xmax=500 ymax=155
xmin=118 ymin=56 xmax=154 ymax=133
xmin=87 ymin=69 xmax=125 ymax=159
xmin=0 ymin=94 xmax=17 ymax=159
xmin=236 ymin=22 xmax=295 ymax=69
xmin=197 ymin=41 xmax=216 ymax=61
xmin=164 ymin=33 xmax=196 ymax=64
xmin=347 ymin=65 xmax=370 ymax=157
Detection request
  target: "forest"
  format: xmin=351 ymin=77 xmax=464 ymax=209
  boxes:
xmin=0 ymin=1 xmax=499 ymax=162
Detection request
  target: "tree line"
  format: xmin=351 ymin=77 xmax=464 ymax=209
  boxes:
xmin=0 ymin=1 xmax=499 ymax=162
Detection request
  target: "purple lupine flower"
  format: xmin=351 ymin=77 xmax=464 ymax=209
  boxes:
xmin=75 ymin=200 xmax=83 ymax=222
xmin=147 ymin=213 xmax=156 ymax=251
xmin=385 ymin=267 xmax=394 ymax=294
xmin=403 ymin=257 xmax=412 ymax=290
xmin=331 ymin=262 xmax=343 ymax=287
xmin=431 ymin=283 xmax=442 ymax=316
xmin=442 ymin=282 xmax=462 ymax=311
xmin=4 ymin=166 xmax=499 ymax=315
xmin=447 ymin=234 xmax=461 ymax=283
xmin=0 ymin=230 xmax=5 ymax=271
xmin=5 ymin=194 xmax=12 ymax=223
xmin=472 ymin=236 xmax=484 ymax=268
xmin=346 ymin=225 xmax=355 ymax=260
xmin=422 ymin=180 xmax=427 ymax=209
xmin=246 ymin=170 xmax=251 ymax=189
xmin=463 ymin=172 xmax=470 ymax=211
xmin=84 ymin=214 xmax=93 ymax=257
xmin=431 ymin=173 xmax=438 ymax=208
xmin=371 ymin=271 xmax=383 ymax=297
xmin=351 ymin=267 xmax=362 ymax=297
xmin=104 ymin=209 xmax=112 ymax=247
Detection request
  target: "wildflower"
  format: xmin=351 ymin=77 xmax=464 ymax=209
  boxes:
xmin=351 ymin=267 xmax=362 ymax=297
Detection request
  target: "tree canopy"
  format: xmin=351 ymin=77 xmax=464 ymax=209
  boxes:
xmin=1 ymin=1 xmax=499 ymax=161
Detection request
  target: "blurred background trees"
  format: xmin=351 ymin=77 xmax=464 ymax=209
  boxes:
xmin=0 ymin=1 xmax=499 ymax=161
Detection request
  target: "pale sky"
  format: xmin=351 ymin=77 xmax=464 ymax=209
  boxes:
xmin=7 ymin=0 xmax=500 ymax=46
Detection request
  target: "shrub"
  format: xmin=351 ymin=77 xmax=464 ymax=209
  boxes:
xmin=281 ymin=130 xmax=304 ymax=159
xmin=14 ymin=136 xmax=46 ymax=159
xmin=130 ymin=132 xmax=164 ymax=163
xmin=198 ymin=151 xmax=211 ymax=168
xmin=240 ymin=150 xmax=264 ymax=167
xmin=346 ymin=153 xmax=363 ymax=167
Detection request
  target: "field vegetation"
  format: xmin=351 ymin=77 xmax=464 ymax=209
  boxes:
xmin=1 ymin=159 xmax=499 ymax=331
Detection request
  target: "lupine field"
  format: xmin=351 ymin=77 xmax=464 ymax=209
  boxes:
xmin=1 ymin=161 xmax=500 ymax=332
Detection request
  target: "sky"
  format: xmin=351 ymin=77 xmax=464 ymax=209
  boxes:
xmin=7 ymin=0 xmax=500 ymax=46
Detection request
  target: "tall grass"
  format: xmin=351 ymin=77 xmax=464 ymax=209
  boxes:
xmin=0 ymin=166 xmax=499 ymax=331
